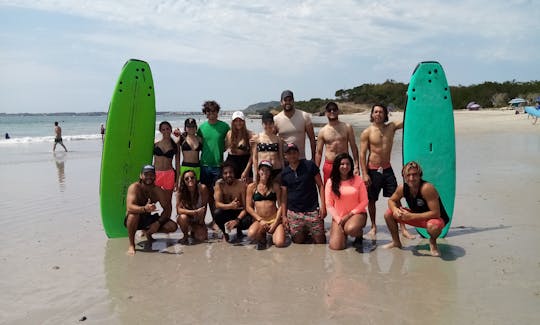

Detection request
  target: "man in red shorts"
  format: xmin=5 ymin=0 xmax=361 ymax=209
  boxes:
xmin=383 ymin=161 xmax=449 ymax=257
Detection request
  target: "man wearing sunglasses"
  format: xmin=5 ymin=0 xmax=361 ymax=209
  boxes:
xmin=315 ymin=102 xmax=360 ymax=184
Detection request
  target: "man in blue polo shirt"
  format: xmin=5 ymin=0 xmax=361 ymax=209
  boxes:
xmin=280 ymin=143 xmax=326 ymax=244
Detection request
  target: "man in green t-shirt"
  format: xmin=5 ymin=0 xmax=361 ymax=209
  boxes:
xmin=197 ymin=100 xmax=230 ymax=222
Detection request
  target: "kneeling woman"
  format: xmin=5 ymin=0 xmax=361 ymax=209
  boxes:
xmin=246 ymin=160 xmax=286 ymax=248
xmin=325 ymin=153 xmax=368 ymax=250
xmin=176 ymin=170 xmax=208 ymax=244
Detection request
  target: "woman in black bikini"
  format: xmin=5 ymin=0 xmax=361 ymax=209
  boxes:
xmin=246 ymin=160 xmax=286 ymax=249
xmin=178 ymin=118 xmax=202 ymax=181
xmin=154 ymin=121 xmax=180 ymax=216
xmin=252 ymin=112 xmax=284 ymax=180
xmin=225 ymin=111 xmax=254 ymax=182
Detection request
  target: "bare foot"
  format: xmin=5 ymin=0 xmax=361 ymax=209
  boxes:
xmin=429 ymin=241 xmax=440 ymax=257
xmin=382 ymin=241 xmax=402 ymax=249
xmin=127 ymin=245 xmax=136 ymax=256
xmin=366 ymin=227 xmax=377 ymax=239
xmin=400 ymin=228 xmax=416 ymax=240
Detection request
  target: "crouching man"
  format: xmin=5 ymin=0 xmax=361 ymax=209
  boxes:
xmin=383 ymin=161 xmax=449 ymax=257
xmin=125 ymin=165 xmax=178 ymax=255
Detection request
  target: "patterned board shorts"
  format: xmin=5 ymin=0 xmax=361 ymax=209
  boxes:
xmin=286 ymin=209 xmax=325 ymax=237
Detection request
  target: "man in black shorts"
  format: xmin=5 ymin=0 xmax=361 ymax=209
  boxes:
xmin=124 ymin=165 xmax=178 ymax=255
xmin=360 ymin=104 xmax=414 ymax=239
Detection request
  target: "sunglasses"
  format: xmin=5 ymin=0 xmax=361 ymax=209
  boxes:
xmin=326 ymin=107 xmax=338 ymax=113
xmin=184 ymin=175 xmax=196 ymax=181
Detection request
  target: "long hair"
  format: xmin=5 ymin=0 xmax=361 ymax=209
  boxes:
xmin=330 ymin=153 xmax=354 ymax=198
xmin=256 ymin=165 xmax=274 ymax=187
xmin=158 ymin=121 xmax=176 ymax=147
xmin=370 ymin=104 xmax=389 ymax=123
xmin=231 ymin=119 xmax=250 ymax=151
xmin=177 ymin=170 xmax=199 ymax=209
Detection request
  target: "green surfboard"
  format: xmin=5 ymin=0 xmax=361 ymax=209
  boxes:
xmin=403 ymin=61 xmax=455 ymax=238
xmin=100 ymin=59 xmax=156 ymax=238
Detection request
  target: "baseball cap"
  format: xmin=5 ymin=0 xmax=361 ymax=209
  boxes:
xmin=141 ymin=165 xmax=156 ymax=173
xmin=258 ymin=160 xmax=273 ymax=169
xmin=261 ymin=112 xmax=274 ymax=123
xmin=281 ymin=90 xmax=294 ymax=101
xmin=232 ymin=111 xmax=245 ymax=121
xmin=284 ymin=143 xmax=299 ymax=153
xmin=185 ymin=118 xmax=197 ymax=128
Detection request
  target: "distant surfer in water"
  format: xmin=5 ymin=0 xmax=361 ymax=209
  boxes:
xmin=359 ymin=104 xmax=413 ymax=239
xmin=53 ymin=121 xmax=68 ymax=152
xmin=124 ymin=165 xmax=178 ymax=255
xmin=383 ymin=161 xmax=449 ymax=257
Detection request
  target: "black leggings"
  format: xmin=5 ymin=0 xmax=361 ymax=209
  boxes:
xmin=214 ymin=209 xmax=253 ymax=233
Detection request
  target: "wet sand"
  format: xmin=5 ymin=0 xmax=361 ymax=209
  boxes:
xmin=0 ymin=110 xmax=539 ymax=324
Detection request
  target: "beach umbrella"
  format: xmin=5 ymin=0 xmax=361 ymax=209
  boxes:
xmin=508 ymin=98 xmax=526 ymax=104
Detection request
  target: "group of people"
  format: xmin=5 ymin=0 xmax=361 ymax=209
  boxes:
xmin=125 ymin=91 xmax=449 ymax=257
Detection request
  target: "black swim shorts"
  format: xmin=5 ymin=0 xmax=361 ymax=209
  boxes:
xmin=367 ymin=167 xmax=397 ymax=201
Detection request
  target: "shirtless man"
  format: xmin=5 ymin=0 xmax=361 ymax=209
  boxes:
xmin=315 ymin=102 xmax=360 ymax=183
xmin=359 ymin=104 xmax=414 ymax=239
xmin=383 ymin=161 xmax=449 ymax=257
xmin=53 ymin=121 xmax=68 ymax=152
xmin=214 ymin=161 xmax=253 ymax=242
xmin=124 ymin=165 xmax=178 ymax=255
xmin=274 ymin=90 xmax=316 ymax=160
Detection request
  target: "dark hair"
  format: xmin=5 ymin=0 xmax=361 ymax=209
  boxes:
xmin=221 ymin=160 xmax=237 ymax=174
xmin=370 ymin=104 xmax=389 ymax=123
xmin=325 ymin=102 xmax=338 ymax=111
xmin=202 ymin=100 xmax=221 ymax=113
xmin=54 ymin=121 xmax=59 ymax=126
xmin=159 ymin=121 xmax=172 ymax=131
xmin=177 ymin=170 xmax=199 ymax=210
xmin=330 ymin=153 xmax=354 ymax=198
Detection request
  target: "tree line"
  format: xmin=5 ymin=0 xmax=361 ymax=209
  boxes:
xmin=266 ymin=80 xmax=540 ymax=114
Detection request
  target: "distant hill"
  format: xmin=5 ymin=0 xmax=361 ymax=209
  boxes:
xmin=243 ymin=101 xmax=280 ymax=114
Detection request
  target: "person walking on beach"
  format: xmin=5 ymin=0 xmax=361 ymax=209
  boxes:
xmin=274 ymin=90 xmax=316 ymax=160
xmin=214 ymin=161 xmax=253 ymax=242
xmin=176 ymin=170 xmax=209 ymax=244
xmin=246 ymin=160 xmax=286 ymax=249
xmin=125 ymin=165 xmax=178 ymax=256
xmin=100 ymin=123 xmax=105 ymax=142
xmin=315 ymin=102 xmax=360 ymax=183
xmin=281 ymin=143 xmax=327 ymax=244
xmin=225 ymin=111 xmax=254 ymax=182
xmin=197 ymin=100 xmax=230 ymax=227
xmin=325 ymin=153 xmax=368 ymax=250
xmin=53 ymin=121 xmax=68 ymax=152
xmin=383 ymin=161 xmax=449 ymax=257
xmin=359 ymin=104 xmax=413 ymax=239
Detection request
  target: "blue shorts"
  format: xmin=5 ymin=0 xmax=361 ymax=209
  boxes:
xmin=200 ymin=166 xmax=222 ymax=189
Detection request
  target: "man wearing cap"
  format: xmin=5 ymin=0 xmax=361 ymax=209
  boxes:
xmin=124 ymin=165 xmax=178 ymax=255
xmin=281 ymin=143 xmax=327 ymax=244
xmin=315 ymin=102 xmax=360 ymax=183
xmin=197 ymin=100 xmax=230 ymax=224
xmin=274 ymin=90 xmax=316 ymax=160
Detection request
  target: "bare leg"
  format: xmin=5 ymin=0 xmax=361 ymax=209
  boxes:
xmin=125 ymin=214 xmax=140 ymax=255
xmin=177 ymin=214 xmax=190 ymax=244
xmin=366 ymin=200 xmax=377 ymax=238
xmin=400 ymin=222 xmax=416 ymax=239
xmin=427 ymin=223 xmax=442 ymax=257
xmin=272 ymin=224 xmax=286 ymax=248
xmin=382 ymin=211 xmax=402 ymax=249
xmin=329 ymin=220 xmax=347 ymax=250
xmin=343 ymin=213 xmax=367 ymax=239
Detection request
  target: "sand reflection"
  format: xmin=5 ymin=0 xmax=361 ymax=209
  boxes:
xmin=53 ymin=152 xmax=66 ymax=191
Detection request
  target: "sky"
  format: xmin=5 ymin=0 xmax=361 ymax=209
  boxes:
xmin=1 ymin=0 xmax=539 ymax=113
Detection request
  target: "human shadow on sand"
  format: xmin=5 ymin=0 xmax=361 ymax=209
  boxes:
xmin=445 ymin=225 xmax=511 ymax=238
xmin=411 ymin=243 xmax=466 ymax=261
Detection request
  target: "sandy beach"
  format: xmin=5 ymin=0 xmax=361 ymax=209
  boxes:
xmin=0 ymin=109 xmax=539 ymax=324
